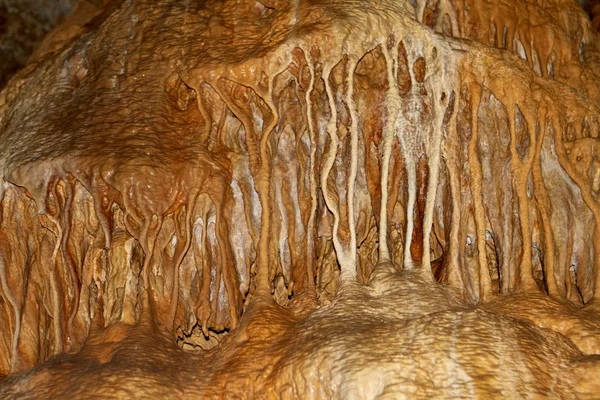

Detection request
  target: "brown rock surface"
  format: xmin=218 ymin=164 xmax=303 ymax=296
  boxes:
xmin=0 ymin=0 xmax=599 ymax=398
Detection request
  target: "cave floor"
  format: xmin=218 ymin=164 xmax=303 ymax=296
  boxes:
xmin=1 ymin=267 xmax=599 ymax=399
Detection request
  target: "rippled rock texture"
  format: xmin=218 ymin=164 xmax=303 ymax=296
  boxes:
xmin=0 ymin=0 xmax=600 ymax=398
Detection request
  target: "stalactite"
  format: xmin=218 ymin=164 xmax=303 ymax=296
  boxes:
xmin=345 ymin=57 xmax=359 ymax=276
xmin=379 ymin=42 xmax=400 ymax=265
xmin=421 ymin=83 xmax=446 ymax=275
xmin=169 ymin=200 xmax=194 ymax=328
xmin=531 ymin=104 xmax=559 ymax=296
xmin=120 ymin=238 xmax=140 ymax=325
xmin=59 ymin=178 xmax=80 ymax=340
xmin=442 ymin=90 xmax=463 ymax=290
xmin=91 ymin=188 xmax=112 ymax=250
xmin=402 ymin=133 xmax=417 ymax=270
xmin=468 ymin=83 xmax=492 ymax=300
xmin=45 ymin=211 xmax=65 ymax=354
xmin=321 ymin=65 xmax=354 ymax=280
xmin=1 ymin=0 xmax=600 ymax=395
xmin=214 ymin=196 xmax=240 ymax=327
xmin=195 ymin=89 xmax=213 ymax=147
xmin=302 ymin=49 xmax=317 ymax=292
xmin=259 ymin=79 xmax=279 ymax=290
xmin=435 ymin=0 xmax=459 ymax=36
xmin=0 ymin=243 xmax=20 ymax=371
xmin=552 ymin=112 xmax=600 ymax=300
xmin=210 ymin=220 xmax=222 ymax=326
xmin=416 ymin=0 xmax=427 ymax=23
xmin=198 ymin=206 xmax=212 ymax=337
xmin=565 ymin=224 xmax=576 ymax=301
xmin=211 ymin=79 xmax=274 ymax=296
xmin=507 ymin=104 xmax=538 ymax=290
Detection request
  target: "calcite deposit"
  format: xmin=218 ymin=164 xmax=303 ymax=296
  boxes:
xmin=1 ymin=0 xmax=600 ymax=398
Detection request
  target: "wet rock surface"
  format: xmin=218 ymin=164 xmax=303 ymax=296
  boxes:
xmin=0 ymin=0 xmax=599 ymax=397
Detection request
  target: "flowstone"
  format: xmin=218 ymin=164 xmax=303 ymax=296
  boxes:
xmin=0 ymin=0 xmax=599 ymax=398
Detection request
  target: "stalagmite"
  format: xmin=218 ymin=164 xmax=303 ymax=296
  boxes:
xmin=0 ymin=0 xmax=600 ymax=398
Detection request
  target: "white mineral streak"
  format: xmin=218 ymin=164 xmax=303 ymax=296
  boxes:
xmin=421 ymin=49 xmax=449 ymax=273
xmin=346 ymin=57 xmax=360 ymax=274
xmin=321 ymin=64 xmax=353 ymax=278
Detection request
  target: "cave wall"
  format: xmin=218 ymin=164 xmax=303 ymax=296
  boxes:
xmin=0 ymin=0 xmax=598 ymax=381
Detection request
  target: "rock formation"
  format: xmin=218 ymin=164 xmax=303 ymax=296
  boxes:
xmin=0 ymin=0 xmax=80 ymax=89
xmin=0 ymin=0 xmax=599 ymax=397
